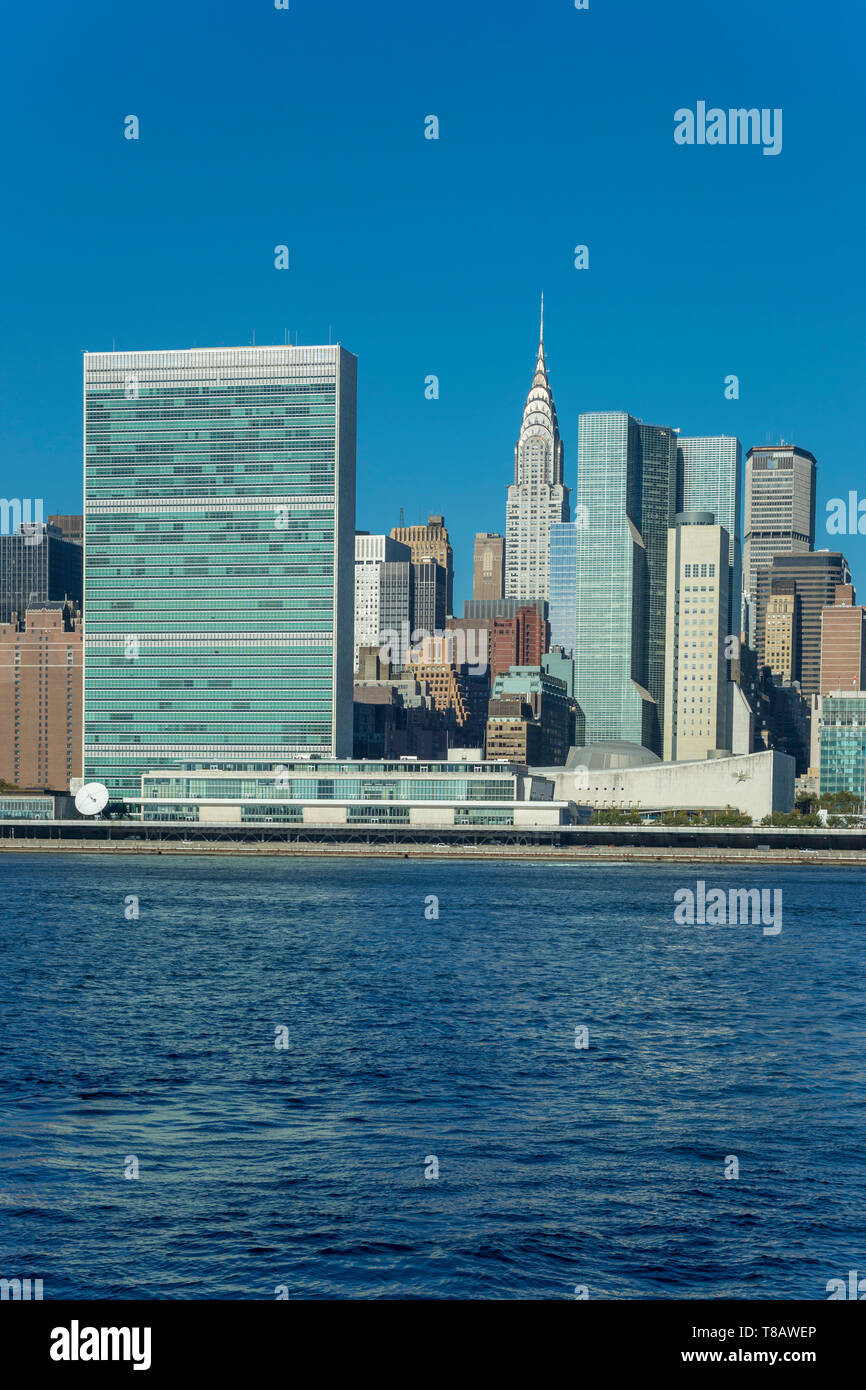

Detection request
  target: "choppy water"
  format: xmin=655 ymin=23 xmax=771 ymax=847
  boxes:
xmin=0 ymin=853 xmax=864 ymax=1299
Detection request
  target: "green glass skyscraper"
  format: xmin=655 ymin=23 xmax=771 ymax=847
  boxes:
xmin=572 ymin=413 xmax=677 ymax=754
xmin=83 ymin=345 xmax=356 ymax=799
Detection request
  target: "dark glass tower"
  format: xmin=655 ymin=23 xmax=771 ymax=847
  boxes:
xmin=0 ymin=527 xmax=83 ymax=624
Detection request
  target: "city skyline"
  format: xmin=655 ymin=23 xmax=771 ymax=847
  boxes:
xmin=0 ymin=319 xmax=844 ymax=613
xmin=1 ymin=1 xmax=863 ymax=605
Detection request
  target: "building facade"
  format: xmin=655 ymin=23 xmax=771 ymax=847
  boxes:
xmin=764 ymin=583 xmax=798 ymax=684
xmin=490 ymin=604 xmax=549 ymax=680
xmin=663 ymin=517 xmax=731 ymax=762
xmin=816 ymin=692 xmax=866 ymax=799
xmin=548 ymin=520 xmax=579 ymax=656
xmin=0 ymin=525 xmax=83 ymax=624
xmin=572 ymin=413 xmax=677 ymax=754
xmin=676 ymin=435 xmax=742 ymax=634
xmin=83 ymin=345 xmax=356 ymax=799
xmin=463 ymin=597 xmax=547 ymax=622
xmin=505 ymin=302 xmax=570 ymax=602
xmin=491 ymin=665 xmax=573 ymax=765
xmin=743 ymin=444 xmax=816 ymax=617
xmin=412 ymin=559 xmax=447 ymax=636
xmin=354 ymin=533 xmax=411 ymax=670
xmin=485 ymin=695 xmax=541 ymax=764
xmin=755 ymin=551 xmax=851 ymax=698
xmin=820 ymin=584 xmax=866 ymax=695
xmin=473 ymin=532 xmax=505 ymax=601
xmin=545 ymin=747 xmax=793 ymax=822
xmin=131 ymin=759 xmax=570 ymax=827
xmin=46 ymin=515 xmax=84 ymax=546
xmin=390 ymin=515 xmax=454 ymax=616
xmin=0 ymin=603 xmax=83 ymax=790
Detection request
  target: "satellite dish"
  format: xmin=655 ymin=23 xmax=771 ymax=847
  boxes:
xmin=75 ymin=782 xmax=110 ymax=816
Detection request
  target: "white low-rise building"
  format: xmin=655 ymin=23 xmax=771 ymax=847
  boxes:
xmin=537 ymin=743 xmax=793 ymax=821
xmin=126 ymin=757 xmax=574 ymax=828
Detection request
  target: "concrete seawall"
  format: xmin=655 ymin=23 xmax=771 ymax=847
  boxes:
xmin=2 ymin=840 xmax=866 ymax=865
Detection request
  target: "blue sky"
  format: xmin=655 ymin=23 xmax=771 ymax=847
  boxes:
xmin=1 ymin=0 xmax=863 ymax=604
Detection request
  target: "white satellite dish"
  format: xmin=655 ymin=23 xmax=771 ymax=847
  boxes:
xmin=75 ymin=782 xmax=110 ymax=816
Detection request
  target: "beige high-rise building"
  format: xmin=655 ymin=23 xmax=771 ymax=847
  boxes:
xmin=390 ymin=514 xmax=454 ymax=616
xmin=663 ymin=516 xmax=730 ymax=762
xmin=473 ymin=532 xmax=505 ymax=601
xmin=0 ymin=603 xmax=83 ymax=790
xmin=764 ymin=583 xmax=798 ymax=683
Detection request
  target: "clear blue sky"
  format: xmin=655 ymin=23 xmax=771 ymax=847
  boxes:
xmin=1 ymin=0 xmax=863 ymax=605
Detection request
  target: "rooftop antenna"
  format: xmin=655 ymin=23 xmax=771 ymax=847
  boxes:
xmin=399 ymin=507 xmax=405 ymax=527
xmin=328 ymin=325 xmax=332 ymax=345
xmin=252 ymin=329 xmax=256 ymax=345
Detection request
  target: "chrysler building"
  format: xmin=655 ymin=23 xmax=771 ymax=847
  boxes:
xmin=505 ymin=297 xmax=570 ymax=601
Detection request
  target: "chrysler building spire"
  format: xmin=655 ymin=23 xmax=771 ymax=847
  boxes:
xmin=505 ymin=300 xmax=570 ymax=601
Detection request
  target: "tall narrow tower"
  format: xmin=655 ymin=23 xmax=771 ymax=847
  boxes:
xmin=505 ymin=297 xmax=570 ymax=602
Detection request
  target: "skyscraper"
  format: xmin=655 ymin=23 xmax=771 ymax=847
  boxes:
xmin=0 ymin=602 xmax=82 ymax=790
xmin=755 ymin=551 xmax=851 ymax=698
xmin=354 ymin=532 xmax=411 ymax=669
xmin=548 ymin=520 xmax=579 ymax=656
xmin=83 ymin=345 xmax=357 ymax=799
xmin=505 ymin=299 xmax=570 ymax=602
xmin=663 ymin=516 xmax=730 ymax=762
xmin=490 ymin=605 xmax=549 ymax=680
xmin=412 ymin=559 xmax=447 ymax=636
xmin=378 ymin=561 xmax=414 ymax=673
xmin=743 ymin=444 xmax=816 ymax=608
xmin=390 ymin=515 xmax=454 ymax=616
xmin=0 ymin=524 xmax=82 ymax=624
xmin=572 ymin=413 xmax=677 ymax=754
xmin=816 ymin=691 xmax=866 ymax=798
xmin=764 ymin=583 xmax=798 ymax=684
xmin=820 ymin=584 xmax=866 ymax=695
xmin=473 ymin=532 xmax=505 ymax=601
xmin=676 ymin=435 xmax=742 ymax=633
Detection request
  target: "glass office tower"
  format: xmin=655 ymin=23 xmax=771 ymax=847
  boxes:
xmin=548 ymin=521 xmax=579 ymax=656
xmin=572 ymin=413 xmax=677 ymax=754
xmin=83 ymin=345 xmax=356 ymax=799
xmin=818 ymin=692 xmax=866 ymax=798
xmin=0 ymin=526 xmax=83 ymax=623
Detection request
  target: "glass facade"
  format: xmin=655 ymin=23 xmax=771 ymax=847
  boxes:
xmin=83 ymin=347 xmax=356 ymax=798
xmin=638 ymin=423 xmax=679 ymax=745
xmin=132 ymin=760 xmax=538 ymax=825
xmin=0 ymin=531 xmax=83 ymax=624
xmin=0 ymin=795 xmax=54 ymax=820
xmin=819 ymin=694 xmax=866 ymax=798
xmin=548 ymin=521 xmax=579 ymax=655
xmin=573 ymin=413 xmax=676 ymax=753
xmin=140 ymin=767 xmax=518 ymax=803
